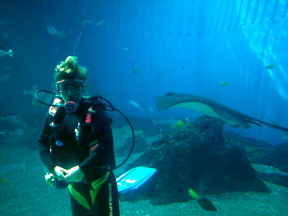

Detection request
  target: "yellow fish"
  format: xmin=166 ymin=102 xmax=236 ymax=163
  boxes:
xmin=266 ymin=64 xmax=277 ymax=69
xmin=185 ymin=118 xmax=190 ymax=126
xmin=253 ymin=152 xmax=260 ymax=157
xmin=188 ymin=188 xmax=217 ymax=212
xmin=173 ymin=120 xmax=183 ymax=129
xmin=188 ymin=188 xmax=200 ymax=200
xmin=246 ymin=147 xmax=255 ymax=153
xmin=0 ymin=178 xmax=8 ymax=184
xmin=220 ymin=81 xmax=228 ymax=87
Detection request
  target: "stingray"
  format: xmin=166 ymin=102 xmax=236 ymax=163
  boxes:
xmin=153 ymin=92 xmax=288 ymax=133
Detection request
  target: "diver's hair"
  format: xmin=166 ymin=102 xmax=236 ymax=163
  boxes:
xmin=54 ymin=56 xmax=89 ymax=82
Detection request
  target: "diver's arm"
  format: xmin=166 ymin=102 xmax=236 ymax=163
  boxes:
xmin=38 ymin=113 xmax=57 ymax=173
xmin=78 ymin=105 xmax=113 ymax=176
xmin=64 ymin=166 xmax=84 ymax=182
xmin=38 ymin=142 xmax=56 ymax=173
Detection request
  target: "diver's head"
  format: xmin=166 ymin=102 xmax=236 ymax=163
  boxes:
xmin=54 ymin=56 xmax=88 ymax=104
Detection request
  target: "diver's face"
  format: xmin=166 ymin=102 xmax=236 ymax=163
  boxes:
xmin=57 ymin=79 xmax=84 ymax=103
xmin=61 ymin=90 xmax=83 ymax=104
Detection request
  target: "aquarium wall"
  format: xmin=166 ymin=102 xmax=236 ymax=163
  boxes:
xmin=1 ymin=0 xmax=288 ymax=145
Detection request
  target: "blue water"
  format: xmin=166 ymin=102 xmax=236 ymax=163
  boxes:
xmin=0 ymin=0 xmax=288 ymax=143
xmin=1 ymin=1 xmax=288 ymax=215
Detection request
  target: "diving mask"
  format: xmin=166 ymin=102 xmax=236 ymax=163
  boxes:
xmin=56 ymin=80 xmax=84 ymax=94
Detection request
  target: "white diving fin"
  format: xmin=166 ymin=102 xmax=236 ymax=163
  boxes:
xmin=116 ymin=166 xmax=157 ymax=194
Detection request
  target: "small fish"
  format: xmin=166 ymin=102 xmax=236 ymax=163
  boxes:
xmin=23 ymin=85 xmax=38 ymax=96
xmin=0 ymin=129 xmax=8 ymax=138
xmin=82 ymin=20 xmax=93 ymax=27
xmin=47 ymin=25 xmax=72 ymax=38
xmin=0 ymin=115 xmax=22 ymax=124
xmin=47 ymin=25 xmax=62 ymax=36
xmin=0 ymin=74 xmax=10 ymax=82
xmin=149 ymin=116 xmax=177 ymax=127
xmin=9 ymin=129 xmax=24 ymax=137
xmin=0 ymin=157 xmax=27 ymax=176
xmin=133 ymin=68 xmax=140 ymax=74
xmin=0 ymin=178 xmax=8 ymax=184
xmin=133 ymin=64 xmax=140 ymax=75
xmin=127 ymin=99 xmax=145 ymax=112
xmin=220 ymin=81 xmax=228 ymax=87
xmin=246 ymin=147 xmax=255 ymax=153
xmin=266 ymin=64 xmax=277 ymax=69
xmin=0 ymin=49 xmax=12 ymax=57
xmin=185 ymin=118 xmax=190 ymax=125
xmin=95 ymin=19 xmax=105 ymax=27
xmin=182 ymin=65 xmax=185 ymax=70
xmin=253 ymin=152 xmax=260 ymax=157
xmin=173 ymin=120 xmax=183 ymax=129
xmin=188 ymin=188 xmax=200 ymax=200
xmin=157 ymin=71 xmax=169 ymax=79
xmin=147 ymin=106 xmax=153 ymax=113
xmin=188 ymin=188 xmax=217 ymax=212
xmin=123 ymin=47 xmax=129 ymax=52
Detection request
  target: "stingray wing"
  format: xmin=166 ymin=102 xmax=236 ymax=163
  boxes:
xmin=153 ymin=93 xmax=288 ymax=133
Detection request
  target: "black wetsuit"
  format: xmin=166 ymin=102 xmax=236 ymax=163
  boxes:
xmin=38 ymin=99 xmax=120 ymax=216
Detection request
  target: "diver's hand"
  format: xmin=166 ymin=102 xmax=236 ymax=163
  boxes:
xmin=64 ymin=166 xmax=84 ymax=183
xmin=53 ymin=166 xmax=68 ymax=181
xmin=45 ymin=173 xmax=55 ymax=187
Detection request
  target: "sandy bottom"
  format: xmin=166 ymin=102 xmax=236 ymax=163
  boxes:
xmin=0 ymin=129 xmax=288 ymax=216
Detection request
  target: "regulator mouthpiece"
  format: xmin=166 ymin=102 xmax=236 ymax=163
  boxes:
xmin=64 ymin=101 xmax=78 ymax=113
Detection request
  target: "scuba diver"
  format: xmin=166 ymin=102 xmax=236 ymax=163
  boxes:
xmin=37 ymin=56 xmax=120 ymax=216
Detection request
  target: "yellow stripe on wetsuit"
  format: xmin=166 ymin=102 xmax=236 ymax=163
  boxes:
xmin=68 ymin=171 xmax=110 ymax=210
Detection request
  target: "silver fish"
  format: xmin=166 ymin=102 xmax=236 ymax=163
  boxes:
xmin=127 ymin=99 xmax=145 ymax=112
xmin=0 ymin=49 xmax=12 ymax=57
xmin=149 ymin=116 xmax=177 ymax=127
xmin=9 ymin=129 xmax=24 ymax=137
xmin=0 ymin=74 xmax=10 ymax=82
xmin=147 ymin=106 xmax=153 ymax=113
xmin=133 ymin=64 xmax=140 ymax=74
xmin=23 ymin=85 xmax=38 ymax=96
xmin=0 ymin=129 xmax=8 ymax=138
xmin=0 ymin=115 xmax=22 ymax=124
xmin=82 ymin=20 xmax=93 ymax=27
xmin=95 ymin=19 xmax=105 ymax=27
xmin=0 ymin=160 xmax=26 ymax=176
xmin=46 ymin=25 xmax=62 ymax=36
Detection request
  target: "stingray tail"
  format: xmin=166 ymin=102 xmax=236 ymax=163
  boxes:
xmin=244 ymin=117 xmax=288 ymax=133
